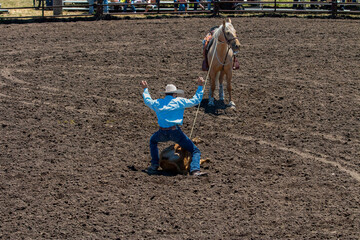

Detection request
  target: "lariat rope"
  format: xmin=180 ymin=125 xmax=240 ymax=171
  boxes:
xmin=189 ymin=38 xmax=219 ymax=139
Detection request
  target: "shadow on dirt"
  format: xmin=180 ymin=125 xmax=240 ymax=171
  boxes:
xmin=200 ymin=98 xmax=235 ymax=115
xmin=141 ymin=169 xmax=179 ymax=177
xmin=128 ymin=165 xmax=179 ymax=176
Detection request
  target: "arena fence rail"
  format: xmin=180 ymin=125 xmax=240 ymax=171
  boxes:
xmin=0 ymin=0 xmax=359 ymax=20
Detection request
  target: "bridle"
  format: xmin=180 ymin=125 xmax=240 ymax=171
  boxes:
xmin=214 ymin=25 xmax=239 ymax=67
xmin=219 ymin=25 xmax=239 ymax=47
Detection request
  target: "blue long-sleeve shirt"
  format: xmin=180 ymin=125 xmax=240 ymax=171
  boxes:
xmin=142 ymin=86 xmax=204 ymax=128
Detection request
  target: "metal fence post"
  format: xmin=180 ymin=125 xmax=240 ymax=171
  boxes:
xmin=212 ymin=0 xmax=219 ymax=16
xmin=96 ymin=0 xmax=103 ymax=18
xmin=331 ymin=0 xmax=337 ymax=17
xmin=53 ymin=0 xmax=63 ymax=15
xmin=42 ymin=0 xmax=45 ymax=18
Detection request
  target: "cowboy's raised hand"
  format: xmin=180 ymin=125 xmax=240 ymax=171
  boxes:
xmin=197 ymin=77 xmax=205 ymax=86
xmin=140 ymin=81 xmax=148 ymax=89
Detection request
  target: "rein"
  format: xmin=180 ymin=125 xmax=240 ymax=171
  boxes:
xmin=215 ymin=26 xmax=235 ymax=68
xmin=221 ymin=47 xmax=231 ymax=71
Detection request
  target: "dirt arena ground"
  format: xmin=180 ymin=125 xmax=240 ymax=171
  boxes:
xmin=0 ymin=17 xmax=359 ymax=239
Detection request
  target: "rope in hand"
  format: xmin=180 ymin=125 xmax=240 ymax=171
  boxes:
xmin=189 ymin=38 xmax=219 ymax=139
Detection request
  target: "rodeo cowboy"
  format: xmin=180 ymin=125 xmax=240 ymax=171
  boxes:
xmin=140 ymin=77 xmax=208 ymax=176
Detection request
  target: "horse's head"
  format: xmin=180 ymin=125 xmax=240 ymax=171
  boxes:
xmin=222 ymin=18 xmax=241 ymax=53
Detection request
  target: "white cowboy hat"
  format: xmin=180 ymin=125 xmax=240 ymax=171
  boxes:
xmin=161 ymin=84 xmax=184 ymax=95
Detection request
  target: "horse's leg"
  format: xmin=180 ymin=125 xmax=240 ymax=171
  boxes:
xmin=226 ymin=70 xmax=235 ymax=108
xmin=208 ymin=71 xmax=217 ymax=106
xmin=208 ymin=86 xmax=213 ymax=106
xmin=219 ymin=70 xmax=225 ymax=102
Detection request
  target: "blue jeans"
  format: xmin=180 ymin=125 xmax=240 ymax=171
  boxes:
xmin=103 ymin=0 xmax=109 ymax=13
xmin=207 ymin=0 xmax=211 ymax=10
xmin=191 ymin=0 xmax=199 ymax=10
xmin=150 ymin=127 xmax=201 ymax=172
xmin=123 ymin=0 xmax=136 ymax=12
xmin=89 ymin=0 xmax=94 ymax=14
xmin=88 ymin=0 xmax=108 ymax=14
xmin=179 ymin=3 xmax=186 ymax=11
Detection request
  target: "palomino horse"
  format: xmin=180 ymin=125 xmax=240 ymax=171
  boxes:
xmin=207 ymin=18 xmax=241 ymax=108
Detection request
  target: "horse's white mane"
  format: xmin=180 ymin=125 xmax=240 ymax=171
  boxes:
xmin=212 ymin=25 xmax=223 ymax=39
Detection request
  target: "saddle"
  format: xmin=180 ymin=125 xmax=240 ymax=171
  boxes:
xmin=202 ymin=38 xmax=215 ymax=71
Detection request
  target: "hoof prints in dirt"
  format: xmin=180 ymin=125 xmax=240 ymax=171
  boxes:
xmin=0 ymin=18 xmax=359 ymax=239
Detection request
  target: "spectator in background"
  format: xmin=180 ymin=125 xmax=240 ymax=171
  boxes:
xmin=207 ymin=0 xmax=211 ymax=10
xmin=111 ymin=0 xmax=122 ymax=11
xmin=145 ymin=0 xmax=157 ymax=12
xmin=123 ymin=0 xmax=136 ymax=12
xmin=190 ymin=0 xmax=204 ymax=10
xmin=89 ymin=0 xmax=95 ymax=14
xmin=178 ymin=0 xmax=187 ymax=11
xmin=174 ymin=0 xmax=178 ymax=11
xmin=103 ymin=0 xmax=109 ymax=13
xmin=89 ymin=0 xmax=109 ymax=14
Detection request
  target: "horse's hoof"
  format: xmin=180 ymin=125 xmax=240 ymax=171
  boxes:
xmin=228 ymin=101 xmax=236 ymax=108
xmin=208 ymin=100 xmax=215 ymax=107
